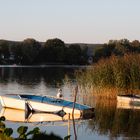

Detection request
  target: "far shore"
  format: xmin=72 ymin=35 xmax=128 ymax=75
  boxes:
xmin=0 ymin=64 xmax=92 ymax=68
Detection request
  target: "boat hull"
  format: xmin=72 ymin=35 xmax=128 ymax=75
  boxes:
xmin=117 ymin=94 xmax=140 ymax=105
xmin=0 ymin=94 xmax=94 ymax=117
xmin=0 ymin=96 xmax=81 ymax=114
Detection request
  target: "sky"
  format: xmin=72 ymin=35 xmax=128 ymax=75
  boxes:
xmin=0 ymin=0 xmax=140 ymax=43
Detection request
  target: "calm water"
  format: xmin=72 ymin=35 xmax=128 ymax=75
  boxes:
xmin=0 ymin=66 xmax=140 ymax=140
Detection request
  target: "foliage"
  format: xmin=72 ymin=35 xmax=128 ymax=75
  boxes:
xmin=0 ymin=116 xmax=70 ymax=140
xmin=76 ymin=54 xmax=140 ymax=91
xmin=64 ymin=135 xmax=71 ymax=140
xmin=0 ymin=38 xmax=88 ymax=65
xmin=0 ymin=40 xmax=10 ymax=57
xmin=1 ymin=38 xmax=140 ymax=65
xmin=43 ymin=38 xmax=66 ymax=63
xmin=65 ymin=44 xmax=82 ymax=64
xmin=31 ymin=132 xmax=63 ymax=140
xmin=20 ymin=38 xmax=41 ymax=64
xmin=0 ymin=40 xmax=10 ymax=64
xmin=0 ymin=116 xmax=13 ymax=140
xmin=94 ymin=39 xmax=140 ymax=62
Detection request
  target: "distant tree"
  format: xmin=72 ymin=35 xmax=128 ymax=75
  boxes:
xmin=65 ymin=44 xmax=82 ymax=64
xmin=93 ymin=39 xmax=136 ymax=62
xmin=108 ymin=40 xmax=118 ymax=45
xmin=80 ymin=46 xmax=88 ymax=64
xmin=21 ymin=38 xmax=41 ymax=64
xmin=44 ymin=38 xmax=66 ymax=63
xmin=93 ymin=44 xmax=114 ymax=62
xmin=113 ymin=39 xmax=131 ymax=55
xmin=131 ymin=40 xmax=140 ymax=52
xmin=0 ymin=40 xmax=10 ymax=59
xmin=93 ymin=46 xmax=103 ymax=61
xmin=131 ymin=40 xmax=140 ymax=48
xmin=10 ymin=42 xmax=23 ymax=64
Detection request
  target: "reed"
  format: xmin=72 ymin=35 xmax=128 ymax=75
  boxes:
xmin=76 ymin=53 xmax=140 ymax=96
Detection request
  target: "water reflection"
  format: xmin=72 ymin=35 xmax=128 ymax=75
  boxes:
xmin=0 ymin=67 xmax=77 ymax=86
xmin=0 ymin=67 xmax=79 ymax=98
xmin=88 ymin=99 xmax=140 ymax=139
xmin=0 ymin=108 xmax=82 ymax=123
xmin=117 ymin=101 xmax=140 ymax=110
xmin=0 ymin=107 xmax=93 ymax=140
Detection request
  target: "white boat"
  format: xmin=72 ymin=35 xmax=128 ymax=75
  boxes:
xmin=0 ymin=108 xmax=82 ymax=123
xmin=117 ymin=101 xmax=140 ymax=110
xmin=117 ymin=94 xmax=140 ymax=105
xmin=0 ymin=94 xmax=94 ymax=117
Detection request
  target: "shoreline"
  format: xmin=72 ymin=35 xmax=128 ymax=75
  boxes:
xmin=0 ymin=64 xmax=92 ymax=68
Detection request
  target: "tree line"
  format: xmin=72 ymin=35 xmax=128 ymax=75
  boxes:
xmin=1 ymin=38 xmax=140 ymax=65
xmin=0 ymin=38 xmax=88 ymax=65
xmin=93 ymin=39 xmax=140 ymax=62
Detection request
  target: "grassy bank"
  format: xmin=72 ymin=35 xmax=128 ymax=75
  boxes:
xmin=76 ymin=53 xmax=140 ymax=99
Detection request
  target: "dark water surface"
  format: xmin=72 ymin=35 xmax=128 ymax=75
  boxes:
xmin=0 ymin=66 xmax=140 ymax=140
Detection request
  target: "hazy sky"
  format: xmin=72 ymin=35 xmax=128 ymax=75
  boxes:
xmin=0 ymin=0 xmax=140 ymax=43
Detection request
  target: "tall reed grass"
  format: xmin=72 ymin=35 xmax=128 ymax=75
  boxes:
xmin=76 ymin=53 xmax=140 ymax=97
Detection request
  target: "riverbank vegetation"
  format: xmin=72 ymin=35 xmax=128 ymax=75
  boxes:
xmin=76 ymin=39 xmax=140 ymax=97
xmin=76 ymin=53 xmax=140 ymax=99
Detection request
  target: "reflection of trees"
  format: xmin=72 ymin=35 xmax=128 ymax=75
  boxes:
xmin=0 ymin=67 xmax=10 ymax=84
xmin=87 ymin=99 xmax=140 ymax=139
xmin=15 ymin=68 xmax=42 ymax=85
xmin=0 ymin=67 xmax=78 ymax=87
xmin=0 ymin=67 xmax=41 ymax=85
xmin=42 ymin=67 xmax=77 ymax=87
xmin=43 ymin=67 xmax=65 ymax=87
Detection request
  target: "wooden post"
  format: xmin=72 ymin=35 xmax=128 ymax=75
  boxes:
xmin=72 ymin=85 xmax=78 ymax=115
xmin=68 ymin=113 xmax=70 ymax=140
xmin=72 ymin=85 xmax=78 ymax=140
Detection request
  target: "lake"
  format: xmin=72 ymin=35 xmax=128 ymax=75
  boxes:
xmin=0 ymin=66 xmax=140 ymax=140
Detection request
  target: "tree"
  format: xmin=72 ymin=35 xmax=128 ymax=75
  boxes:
xmin=65 ymin=44 xmax=82 ymax=64
xmin=21 ymin=38 xmax=41 ymax=64
xmin=44 ymin=38 xmax=66 ymax=63
xmin=94 ymin=39 xmax=133 ymax=62
xmin=131 ymin=40 xmax=140 ymax=48
xmin=0 ymin=40 xmax=10 ymax=59
xmin=113 ymin=39 xmax=131 ymax=55
xmin=131 ymin=40 xmax=140 ymax=53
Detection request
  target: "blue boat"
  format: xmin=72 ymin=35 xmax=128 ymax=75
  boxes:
xmin=0 ymin=94 xmax=94 ymax=117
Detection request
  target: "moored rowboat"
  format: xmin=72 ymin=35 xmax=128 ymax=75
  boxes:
xmin=0 ymin=94 xmax=94 ymax=116
xmin=117 ymin=94 xmax=140 ymax=105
